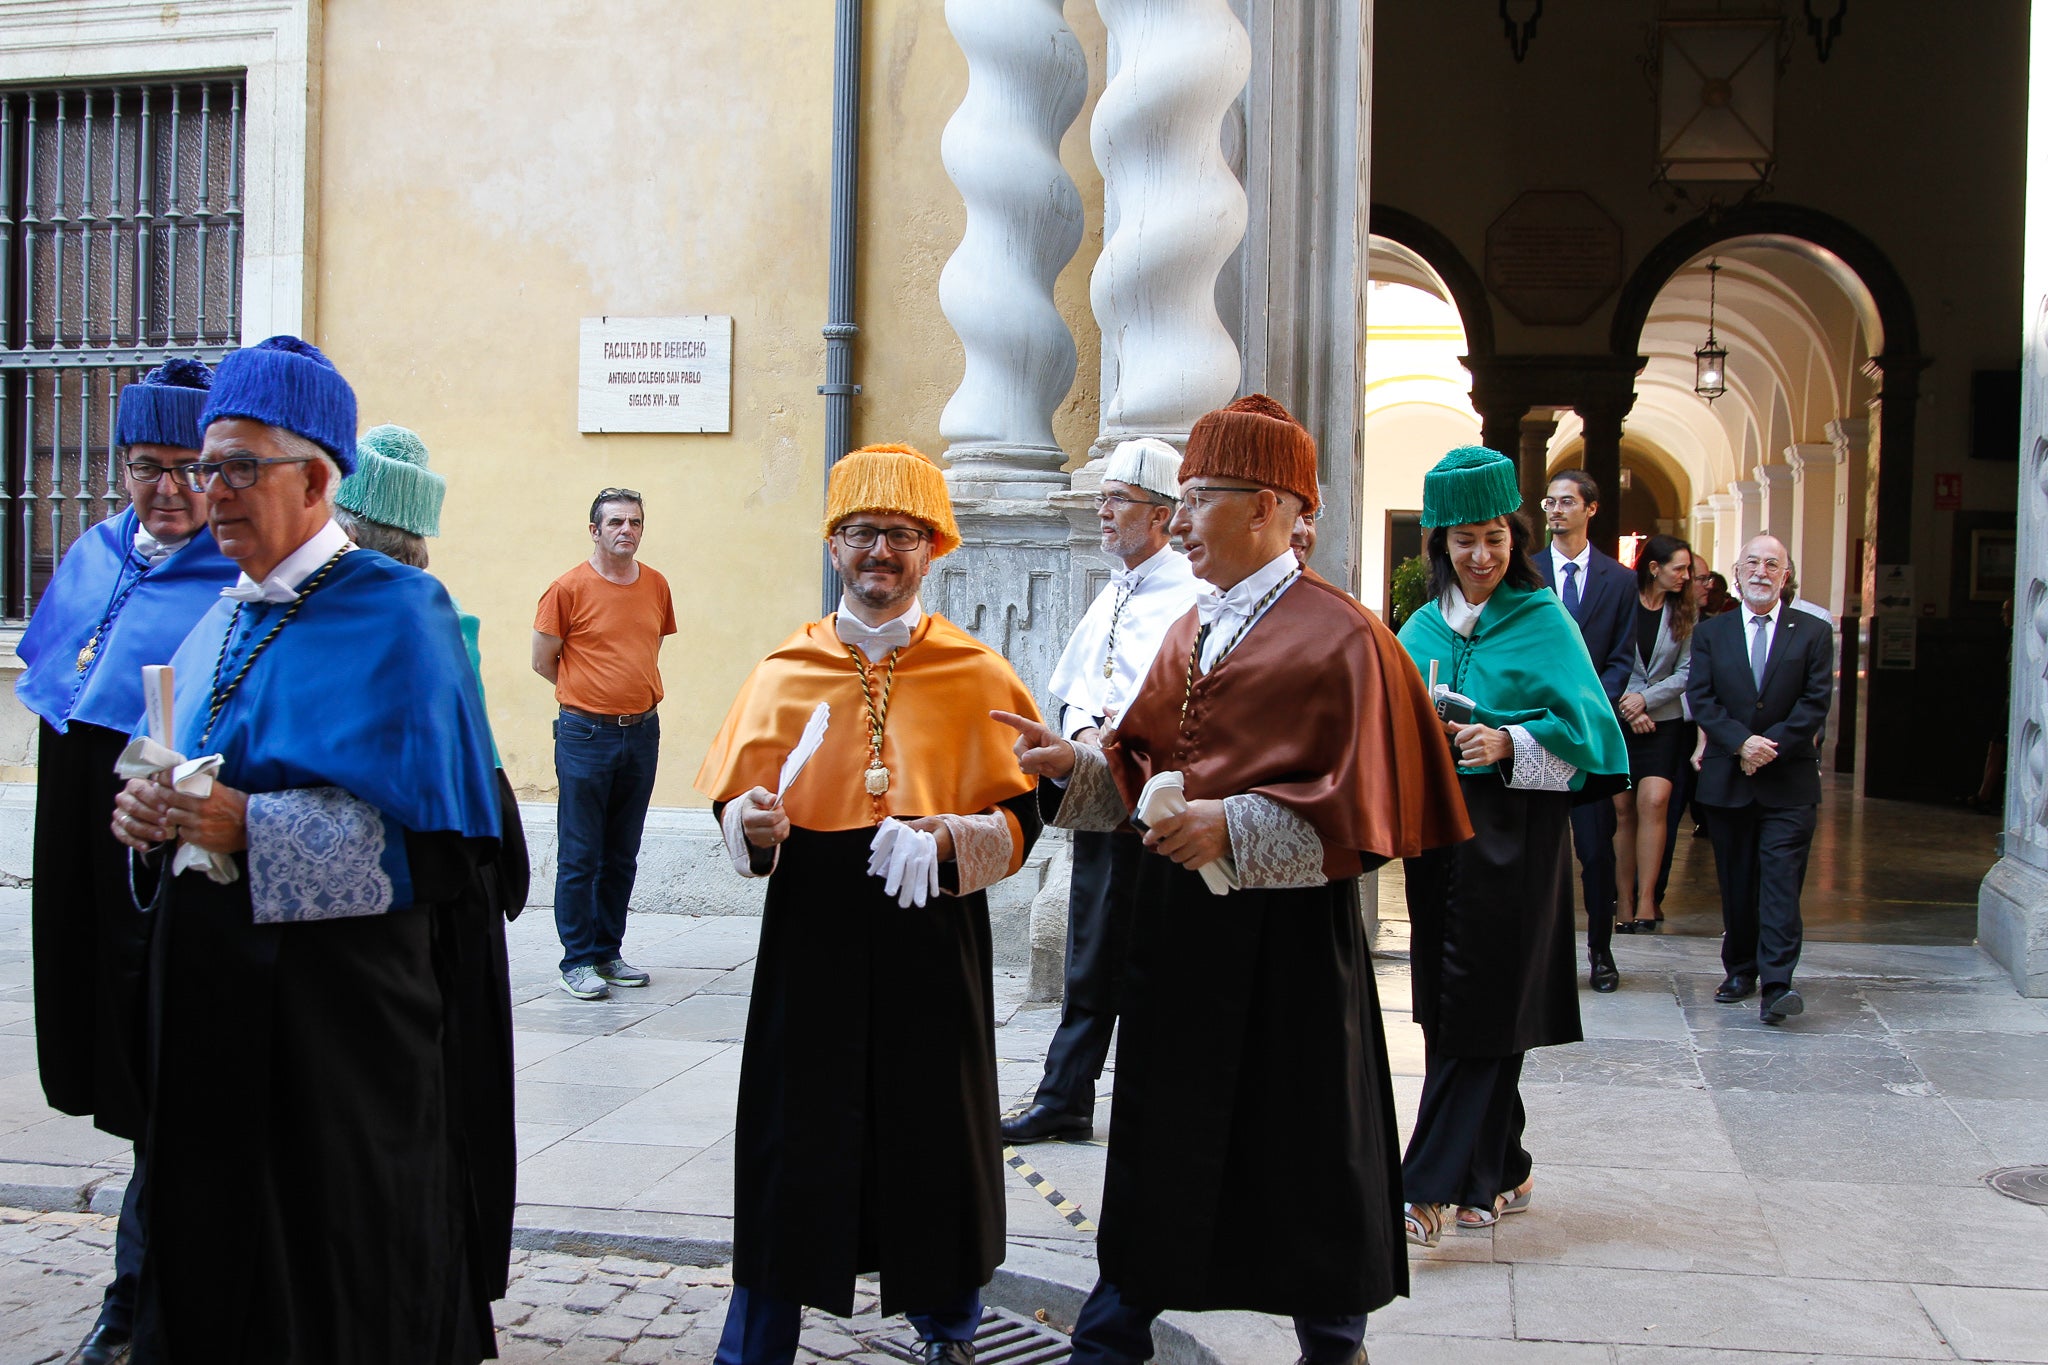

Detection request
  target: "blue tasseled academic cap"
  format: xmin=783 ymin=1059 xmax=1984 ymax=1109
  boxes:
xmin=201 ymin=336 xmax=360 ymax=473
xmin=115 ymin=357 xmax=212 ymax=452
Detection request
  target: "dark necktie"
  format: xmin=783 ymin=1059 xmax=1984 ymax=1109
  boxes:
xmin=1561 ymin=561 xmax=1582 ymax=617
xmin=1750 ymin=614 xmax=1771 ymax=689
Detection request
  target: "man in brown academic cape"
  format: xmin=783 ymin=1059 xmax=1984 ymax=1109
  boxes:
xmin=999 ymin=395 xmax=1471 ymax=1365
xmin=695 ymin=443 xmax=1043 ymax=1365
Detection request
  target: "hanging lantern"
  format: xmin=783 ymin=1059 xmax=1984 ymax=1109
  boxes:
xmin=1695 ymin=260 xmax=1728 ymax=402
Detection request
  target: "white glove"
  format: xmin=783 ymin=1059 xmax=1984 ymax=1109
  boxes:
xmin=867 ymin=817 xmax=940 ymax=908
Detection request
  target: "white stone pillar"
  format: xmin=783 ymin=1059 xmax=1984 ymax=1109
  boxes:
xmin=1730 ymin=479 xmax=1764 ymax=559
xmin=1755 ymin=462 xmax=1796 ymax=548
xmin=1690 ymin=501 xmax=1716 ymax=573
xmin=1088 ymin=0 xmax=1252 ymax=459
xmin=1786 ymin=443 xmax=1837 ymax=614
xmin=938 ymin=0 xmax=1087 ymax=497
xmin=1828 ymin=418 xmax=1870 ymax=615
xmin=1708 ymin=492 xmax=1739 ymax=578
xmin=1981 ymin=0 xmax=2048 ymax=995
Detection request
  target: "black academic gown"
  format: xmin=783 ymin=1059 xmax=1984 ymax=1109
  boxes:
xmin=723 ymin=791 xmax=1041 ymax=1318
xmin=133 ymin=818 xmax=516 ymax=1365
xmin=1083 ymin=846 xmax=1407 ymax=1319
xmin=32 ymin=720 xmax=152 ymax=1139
xmin=1403 ymin=778 xmax=1582 ymax=1057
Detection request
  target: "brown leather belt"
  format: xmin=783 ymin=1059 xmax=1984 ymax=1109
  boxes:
xmin=561 ymin=705 xmax=657 ymax=727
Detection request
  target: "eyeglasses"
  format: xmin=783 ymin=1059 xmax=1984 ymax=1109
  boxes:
xmin=1180 ymin=485 xmax=1264 ymax=512
xmin=1737 ymin=556 xmax=1785 ymax=572
xmin=124 ymin=459 xmax=198 ymax=485
xmin=171 ymin=455 xmax=315 ymax=491
xmin=1539 ymin=496 xmax=1583 ymax=511
xmin=835 ymin=524 xmax=933 ymax=552
xmin=1094 ymin=491 xmax=1168 ymax=511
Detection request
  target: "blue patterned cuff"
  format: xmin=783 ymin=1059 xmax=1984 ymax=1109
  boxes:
xmin=246 ymin=787 xmax=412 ymax=923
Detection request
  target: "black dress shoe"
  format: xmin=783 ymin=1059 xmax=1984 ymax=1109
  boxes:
xmin=68 ymin=1323 xmax=133 ymax=1365
xmin=1589 ymin=949 xmax=1619 ymax=993
xmin=1760 ymin=985 xmax=1804 ymax=1025
xmin=1714 ymin=974 xmax=1757 ymax=1003
xmin=921 ymin=1341 xmax=974 ymax=1364
xmin=999 ymin=1103 xmax=1091 ymax=1143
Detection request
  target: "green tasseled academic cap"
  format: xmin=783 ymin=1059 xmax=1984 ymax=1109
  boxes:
xmin=1420 ymin=445 xmax=1521 ymax=528
xmin=336 ymin=423 xmax=446 ymax=538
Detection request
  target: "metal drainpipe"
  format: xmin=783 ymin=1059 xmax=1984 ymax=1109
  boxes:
xmin=819 ymin=0 xmax=864 ymax=615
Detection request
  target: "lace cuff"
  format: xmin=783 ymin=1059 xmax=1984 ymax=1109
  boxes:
xmin=1049 ymin=743 xmax=1130 ymax=832
xmin=1503 ymin=725 xmax=1578 ymax=792
xmin=246 ymin=787 xmax=401 ymax=923
xmin=720 ymin=797 xmax=779 ymax=878
xmin=937 ymin=812 xmax=1015 ymax=896
xmin=1222 ymin=794 xmax=1328 ymax=888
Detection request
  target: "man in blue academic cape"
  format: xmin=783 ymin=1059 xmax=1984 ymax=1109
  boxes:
xmin=14 ymin=359 xmax=236 ymax=1365
xmin=111 ymin=336 xmax=512 ymax=1365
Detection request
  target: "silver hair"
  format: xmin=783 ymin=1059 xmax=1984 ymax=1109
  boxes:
xmin=269 ymin=428 xmax=343 ymax=505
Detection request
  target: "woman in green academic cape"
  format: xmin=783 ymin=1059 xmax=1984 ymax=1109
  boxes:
xmin=1394 ymin=446 xmax=1629 ymax=1248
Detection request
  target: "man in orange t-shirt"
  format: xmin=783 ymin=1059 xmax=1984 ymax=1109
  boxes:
xmin=533 ymin=487 xmax=677 ymax=1000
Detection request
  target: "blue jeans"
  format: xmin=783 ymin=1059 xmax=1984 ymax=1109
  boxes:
xmin=715 ymin=1285 xmax=981 ymax=1365
xmin=553 ymin=712 xmax=660 ymax=974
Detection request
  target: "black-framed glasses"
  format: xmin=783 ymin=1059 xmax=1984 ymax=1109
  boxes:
xmin=1180 ymin=484 xmax=1263 ymax=512
xmin=835 ymin=524 xmax=933 ymax=552
xmin=123 ymin=459 xmax=198 ymax=485
xmin=171 ymin=455 xmax=314 ymax=491
xmin=1094 ymin=491 xmax=1169 ymax=511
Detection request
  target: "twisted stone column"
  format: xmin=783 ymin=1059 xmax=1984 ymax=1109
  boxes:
xmin=1088 ymin=0 xmax=1252 ymax=458
xmin=937 ymin=0 xmax=1087 ymax=497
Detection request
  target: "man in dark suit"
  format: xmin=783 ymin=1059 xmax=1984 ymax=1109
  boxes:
xmin=1534 ymin=470 xmax=1635 ymax=993
xmin=1686 ymin=534 xmax=1834 ymax=1024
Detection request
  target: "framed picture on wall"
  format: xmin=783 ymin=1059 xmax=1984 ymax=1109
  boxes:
xmin=1969 ymin=528 xmax=2017 ymax=602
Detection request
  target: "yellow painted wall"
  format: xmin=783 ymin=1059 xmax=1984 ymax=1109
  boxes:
xmin=314 ymin=3 xmax=1107 ymax=806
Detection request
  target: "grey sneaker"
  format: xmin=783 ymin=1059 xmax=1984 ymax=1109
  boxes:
xmin=559 ymin=964 xmax=610 ymax=1000
xmin=595 ymin=957 xmax=650 ymax=987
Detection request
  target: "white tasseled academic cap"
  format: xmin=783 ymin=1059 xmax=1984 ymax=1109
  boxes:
xmin=1102 ymin=437 xmax=1184 ymax=501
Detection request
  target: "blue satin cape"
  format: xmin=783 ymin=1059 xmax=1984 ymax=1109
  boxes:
xmin=14 ymin=508 xmax=239 ymax=733
xmin=155 ymin=548 xmax=501 ymax=840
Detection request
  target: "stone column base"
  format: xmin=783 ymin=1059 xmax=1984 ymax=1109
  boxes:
xmin=1979 ymin=854 xmax=2048 ymax=996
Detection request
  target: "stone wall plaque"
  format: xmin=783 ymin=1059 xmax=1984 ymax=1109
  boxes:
xmin=578 ymin=316 xmax=732 ymax=433
xmin=1484 ymin=191 xmax=1623 ymax=326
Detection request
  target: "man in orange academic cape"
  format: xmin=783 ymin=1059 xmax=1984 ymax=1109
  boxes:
xmin=696 ymin=444 xmax=1042 ymax=1365
xmin=1000 ymin=396 xmax=1471 ymax=1365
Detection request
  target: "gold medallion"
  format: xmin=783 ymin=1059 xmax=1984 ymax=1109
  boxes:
xmin=75 ymin=638 xmax=98 ymax=673
xmin=1103 ymin=660 xmax=1115 ymax=679
xmin=865 ymin=763 xmax=891 ymax=796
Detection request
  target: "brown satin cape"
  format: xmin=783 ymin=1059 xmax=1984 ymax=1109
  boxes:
xmin=1107 ymin=571 xmax=1471 ymax=874
xmin=696 ymin=612 xmax=1041 ymax=860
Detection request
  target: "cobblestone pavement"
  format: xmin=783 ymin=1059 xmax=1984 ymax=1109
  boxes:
xmin=0 ymin=1206 xmax=932 ymax=1365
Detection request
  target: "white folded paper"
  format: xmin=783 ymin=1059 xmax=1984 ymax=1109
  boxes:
xmin=112 ymin=737 xmax=239 ymax=885
xmin=777 ymin=702 xmax=830 ymax=800
xmin=1135 ymin=769 xmax=1238 ymax=895
xmin=867 ymin=816 xmax=939 ymax=908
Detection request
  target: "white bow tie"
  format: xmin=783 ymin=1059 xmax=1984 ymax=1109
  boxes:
xmin=1110 ymin=565 xmax=1145 ymax=593
xmin=132 ymin=530 xmax=189 ymax=566
xmin=836 ymin=613 xmax=911 ymax=662
xmin=222 ymin=577 xmax=301 ymax=605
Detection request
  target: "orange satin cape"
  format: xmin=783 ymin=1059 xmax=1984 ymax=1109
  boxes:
xmin=695 ymin=612 xmax=1042 ymax=845
xmin=1106 ymin=571 xmax=1472 ymax=879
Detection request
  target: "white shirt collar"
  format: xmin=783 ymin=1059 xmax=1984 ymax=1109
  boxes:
xmin=1744 ymin=599 xmax=1782 ymax=626
xmin=1550 ymin=540 xmax=1591 ymax=575
xmin=836 ymin=594 xmax=921 ymax=634
xmin=1441 ymin=583 xmax=1486 ymax=638
xmin=222 ymin=518 xmax=351 ymax=604
xmin=1112 ymin=542 xmax=1177 ymax=591
xmin=1206 ymin=547 xmax=1301 ymax=614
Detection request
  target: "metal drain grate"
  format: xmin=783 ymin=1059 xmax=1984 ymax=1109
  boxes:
xmin=864 ymin=1306 xmax=1072 ymax=1364
xmin=1985 ymin=1165 xmax=2048 ymax=1206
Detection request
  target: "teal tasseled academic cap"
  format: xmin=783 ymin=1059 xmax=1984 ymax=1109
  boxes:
xmin=1420 ymin=445 xmax=1521 ymax=528
xmin=336 ymin=424 xmax=446 ymax=538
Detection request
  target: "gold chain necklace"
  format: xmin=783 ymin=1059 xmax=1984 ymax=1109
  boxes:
xmin=1181 ymin=570 xmax=1298 ymax=727
xmin=846 ymin=644 xmax=904 ymax=799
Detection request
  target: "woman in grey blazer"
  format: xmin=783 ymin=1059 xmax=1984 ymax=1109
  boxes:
xmin=1615 ymin=535 xmax=1697 ymax=930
